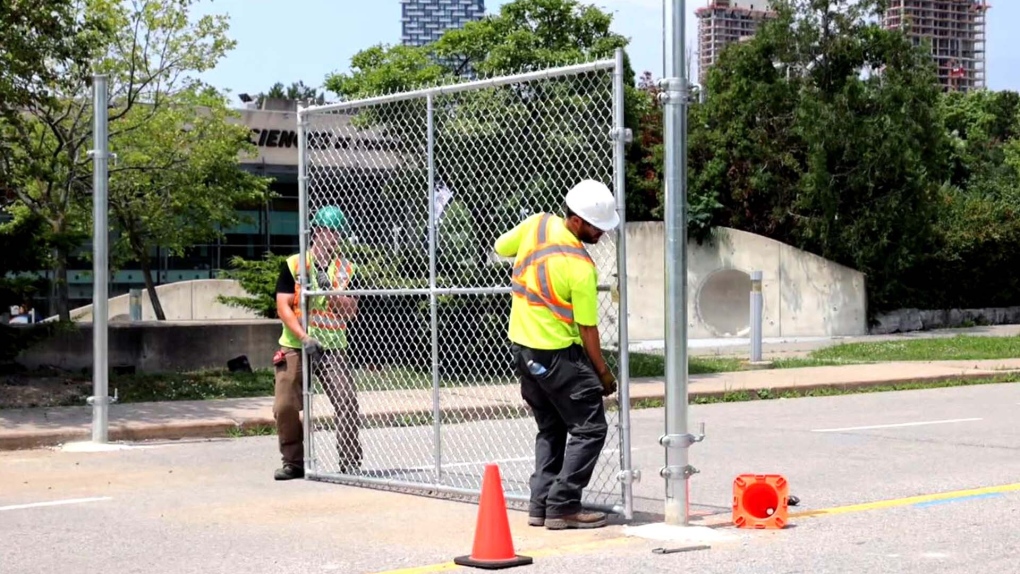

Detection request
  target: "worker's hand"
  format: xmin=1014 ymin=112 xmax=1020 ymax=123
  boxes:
xmin=302 ymin=335 xmax=323 ymax=362
xmin=598 ymin=370 xmax=617 ymax=396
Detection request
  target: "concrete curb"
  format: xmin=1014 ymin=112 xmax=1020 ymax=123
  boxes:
xmin=2 ymin=370 xmax=1016 ymax=452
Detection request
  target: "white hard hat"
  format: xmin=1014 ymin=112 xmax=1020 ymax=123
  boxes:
xmin=564 ymin=179 xmax=620 ymax=231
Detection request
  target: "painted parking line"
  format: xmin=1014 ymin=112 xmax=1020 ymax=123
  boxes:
xmin=811 ymin=418 xmax=983 ymax=433
xmin=372 ymin=537 xmax=638 ymax=574
xmin=0 ymin=496 xmax=113 ymax=512
xmin=790 ymin=482 xmax=1020 ymax=519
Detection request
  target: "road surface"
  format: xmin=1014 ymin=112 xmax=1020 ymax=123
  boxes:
xmin=1 ymin=382 xmax=1017 ymax=574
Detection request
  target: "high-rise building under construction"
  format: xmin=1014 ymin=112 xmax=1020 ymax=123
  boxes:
xmin=695 ymin=1 xmax=775 ymax=86
xmin=881 ymin=1 xmax=990 ymax=92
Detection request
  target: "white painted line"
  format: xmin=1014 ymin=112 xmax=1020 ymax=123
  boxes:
xmin=0 ymin=497 xmax=113 ymax=512
xmin=812 ymin=418 xmax=983 ymax=433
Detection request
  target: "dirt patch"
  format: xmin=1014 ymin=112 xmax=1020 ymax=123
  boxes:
xmin=1 ymin=373 xmax=91 ymax=409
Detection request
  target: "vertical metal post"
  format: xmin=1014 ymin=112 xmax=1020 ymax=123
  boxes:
xmin=129 ymin=288 xmax=141 ymax=321
xmin=658 ymin=0 xmax=704 ymax=526
xmin=612 ymin=48 xmax=635 ymax=521
xmin=750 ymin=271 xmax=763 ymax=363
xmin=297 ymin=104 xmax=312 ymax=472
xmin=661 ymin=0 xmax=667 ymax=79
xmin=89 ymin=74 xmax=110 ymax=444
xmin=427 ymin=93 xmax=442 ymax=479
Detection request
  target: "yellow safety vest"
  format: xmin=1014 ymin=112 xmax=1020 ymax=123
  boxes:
xmin=508 ymin=213 xmax=596 ymax=348
xmin=279 ymin=253 xmax=354 ymax=350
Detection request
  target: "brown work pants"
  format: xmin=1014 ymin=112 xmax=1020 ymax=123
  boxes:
xmin=272 ymin=346 xmax=363 ymax=470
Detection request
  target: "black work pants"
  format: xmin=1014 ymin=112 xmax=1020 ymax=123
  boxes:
xmin=512 ymin=343 xmax=608 ymax=518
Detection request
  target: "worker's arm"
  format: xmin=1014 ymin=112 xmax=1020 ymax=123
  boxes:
xmin=275 ymin=261 xmax=309 ymax=342
xmin=494 ymin=214 xmax=538 ymax=258
xmin=578 ymin=324 xmax=609 ymax=378
xmin=571 ymin=264 xmax=611 ymax=378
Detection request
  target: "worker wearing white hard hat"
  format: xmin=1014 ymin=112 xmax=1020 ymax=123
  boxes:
xmin=493 ymin=178 xmax=620 ymax=531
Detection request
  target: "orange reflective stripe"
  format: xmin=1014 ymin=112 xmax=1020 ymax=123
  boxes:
xmin=510 ymin=214 xmax=594 ymax=324
xmin=289 ymin=257 xmax=353 ymax=329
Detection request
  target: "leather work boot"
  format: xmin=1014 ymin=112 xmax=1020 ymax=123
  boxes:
xmin=274 ymin=464 xmax=304 ymax=481
xmin=544 ymin=511 xmax=607 ymax=530
xmin=528 ymin=515 xmax=545 ymax=527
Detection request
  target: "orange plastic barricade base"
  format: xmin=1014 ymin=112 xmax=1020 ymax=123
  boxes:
xmin=453 ymin=464 xmax=534 ymax=570
xmin=732 ymin=474 xmax=789 ymax=530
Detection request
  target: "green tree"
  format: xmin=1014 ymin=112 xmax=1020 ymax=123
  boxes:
xmin=5 ymin=0 xmax=244 ymax=321
xmin=690 ymin=0 xmax=953 ymax=313
xmin=907 ymin=90 xmax=1020 ymax=309
xmin=256 ymin=81 xmax=326 ymax=106
xmin=0 ymin=206 xmax=53 ymax=306
xmin=106 ymin=86 xmax=271 ymax=320
xmin=216 ymin=252 xmax=289 ymax=318
xmin=0 ymin=0 xmax=111 ymax=200
xmin=321 ymin=0 xmax=642 ymax=376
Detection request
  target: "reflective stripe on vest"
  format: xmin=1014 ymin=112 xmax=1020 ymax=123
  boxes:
xmin=511 ymin=214 xmax=594 ymax=323
xmin=289 ymin=256 xmax=353 ymax=331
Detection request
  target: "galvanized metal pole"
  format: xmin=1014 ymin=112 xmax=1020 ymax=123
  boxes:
xmin=426 ymin=93 xmax=443 ymax=480
xmin=296 ymin=103 xmax=311 ymax=472
xmin=89 ymin=74 xmax=110 ymax=443
xmin=612 ymin=47 xmax=636 ymax=521
xmin=658 ymin=0 xmax=704 ymax=526
xmin=750 ymin=271 xmax=763 ymax=363
xmin=129 ymin=288 xmax=141 ymax=321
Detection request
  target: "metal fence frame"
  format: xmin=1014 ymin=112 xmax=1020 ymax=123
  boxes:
xmin=295 ymin=49 xmax=634 ymax=519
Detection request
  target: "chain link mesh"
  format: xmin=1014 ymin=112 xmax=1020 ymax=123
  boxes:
xmin=299 ymin=58 xmax=629 ymax=515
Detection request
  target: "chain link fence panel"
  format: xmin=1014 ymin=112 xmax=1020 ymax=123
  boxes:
xmin=296 ymin=52 xmax=633 ymax=518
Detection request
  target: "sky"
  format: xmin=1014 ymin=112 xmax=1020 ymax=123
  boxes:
xmin=189 ymin=0 xmax=1019 ymax=104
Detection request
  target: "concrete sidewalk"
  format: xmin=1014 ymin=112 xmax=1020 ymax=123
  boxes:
xmin=2 ymin=359 xmax=1018 ymax=451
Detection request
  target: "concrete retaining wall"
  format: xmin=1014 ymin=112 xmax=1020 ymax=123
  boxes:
xmin=16 ymin=320 xmax=281 ymax=373
xmin=66 ymin=279 xmax=261 ymax=322
xmin=625 ymin=224 xmax=868 ymax=341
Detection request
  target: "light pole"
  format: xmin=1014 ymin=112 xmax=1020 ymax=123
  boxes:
xmin=658 ymin=0 xmax=705 ymax=527
xmin=87 ymin=74 xmax=112 ymax=443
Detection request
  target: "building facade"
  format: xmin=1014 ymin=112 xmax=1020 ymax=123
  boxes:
xmin=695 ymin=1 xmax=776 ymax=86
xmin=882 ymin=0 xmax=989 ymax=92
xmin=401 ymin=0 xmax=485 ymax=47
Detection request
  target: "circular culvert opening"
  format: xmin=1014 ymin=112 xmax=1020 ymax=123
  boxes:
xmin=696 ymin=268 xmax=752 ymax=337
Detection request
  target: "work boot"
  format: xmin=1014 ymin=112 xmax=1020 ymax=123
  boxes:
xmin=528 ymin=515 xmax=545 ymax=527
xmin=544 ymin=510 xmax=607 ymax=530
xmin=274 ymin=463 xmax=304 ymax=481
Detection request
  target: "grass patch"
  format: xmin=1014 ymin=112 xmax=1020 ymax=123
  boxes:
xmin=629 ymin=334 xmax=1020 ymax=378
xmin=112 ymin=369 xmax=276 ymax=403
xmin=803 ymin=334 xmax=1020 ymax=362
xmin=621 ymin=353 xmax=743 ymax=377
xmin=630 ymin=372 xmax=1020 ymax=408
xmin=5 ymin=335 xmax=1018 ymax=408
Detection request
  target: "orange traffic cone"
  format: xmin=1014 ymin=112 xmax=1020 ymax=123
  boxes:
xmin=453 ymin=464 xmax=533 ymax=570
xmin=732 ymin=474 xmax=789 ymax=529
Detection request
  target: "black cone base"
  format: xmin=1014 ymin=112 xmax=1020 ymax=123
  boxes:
xmin=453 ymin=554 xmax=533 ymax=570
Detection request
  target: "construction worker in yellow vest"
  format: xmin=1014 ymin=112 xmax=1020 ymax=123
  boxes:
xmin=272 ymin=205 xmax=363 ymax=481
xmin=494 ymin=179 xmax=620 ymax=531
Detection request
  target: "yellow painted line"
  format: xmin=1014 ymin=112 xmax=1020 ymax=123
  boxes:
xmin=376 ymin=483 xmax=1020 ymax=573
xmin=372 ymin=536 xmax=637 ymax=574
xmin=789 ymin=482 xmax=1020 ymax=519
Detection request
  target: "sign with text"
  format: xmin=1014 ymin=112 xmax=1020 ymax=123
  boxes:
xmin=234 ymin=109 xmax=400 ymax=169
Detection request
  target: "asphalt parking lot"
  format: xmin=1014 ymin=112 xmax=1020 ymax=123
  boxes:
xmin=2 ymin=382 xmax=1017 ymax=574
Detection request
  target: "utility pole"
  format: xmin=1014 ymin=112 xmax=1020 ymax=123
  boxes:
xmin=658 ymin=0 xmax=705 ymax=526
